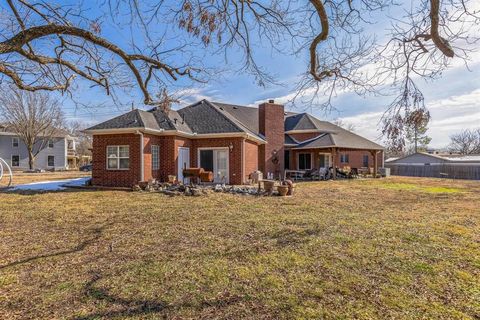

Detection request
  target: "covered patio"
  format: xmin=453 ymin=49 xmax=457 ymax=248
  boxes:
xmin=284 ymin=132 xmax=384 ymax=180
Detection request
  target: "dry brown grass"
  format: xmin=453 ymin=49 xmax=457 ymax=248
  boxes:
xmin=0 ymin=176 xmax=479 ymax=319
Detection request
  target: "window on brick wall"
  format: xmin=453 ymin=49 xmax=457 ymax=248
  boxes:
xmin=363 ymin=155 xmax=369 ymax=167
xmin=107 ymin=145 xmax=130 ymax=169
xmin=340 ymin=154 xmax=349 ymax=163
xmin=298 ymin=153 xmax=312 ymax=170
xmin=151 ymin=145 xmax=159 ymax=170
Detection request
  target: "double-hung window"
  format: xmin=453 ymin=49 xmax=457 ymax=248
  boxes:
xmin=12 ymin=137 xmax=19 ymax=148
xmin=340 ymin=154 xmax=349 ymax=163
xmin=151 ymin=145 xmax=159 ymax=170
xmin=107 ymin=146 xmax=130 ymax=170
xmin=48 ymin=139 xmax=54 ymax=148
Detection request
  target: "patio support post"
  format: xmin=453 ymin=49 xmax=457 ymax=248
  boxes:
xmin=331 ymin=147 xmax=337 ymax=180
xmin=371 ymin=150 xmax=379 ymax=178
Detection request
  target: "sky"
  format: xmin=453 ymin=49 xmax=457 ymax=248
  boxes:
xmin=58 ymin=1 xmax=480 ymax=149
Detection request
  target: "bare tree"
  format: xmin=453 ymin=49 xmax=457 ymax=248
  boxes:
xmin=0 ymin=87 xmax=64 ymax=170
xmin=0 ymin=1 xmax=478 ymax=145
xmin=333 ymin=119 xmax=356 ymax=132
xmin=448 ymin=129 xmax=480 ymax=154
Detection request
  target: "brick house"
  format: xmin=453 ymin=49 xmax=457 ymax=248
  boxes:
xmin=85 ymin=100 xmax=384 ymax=187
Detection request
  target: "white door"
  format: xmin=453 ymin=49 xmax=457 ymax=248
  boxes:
xmin=178 ymin=147 xmax=190 ymax=182
xmin=215 ymin=149 xmax=229 ymax=184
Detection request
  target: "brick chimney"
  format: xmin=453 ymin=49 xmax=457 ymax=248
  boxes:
xmin=259 ymin=100 xmax=285 ymax=179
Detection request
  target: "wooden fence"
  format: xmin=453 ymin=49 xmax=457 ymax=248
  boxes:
xmin=385 ymin=164 xmax=480 ymax=180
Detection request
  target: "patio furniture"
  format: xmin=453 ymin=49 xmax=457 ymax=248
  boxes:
xmin=319 ymin=167 xmax=330 ymax=180
xmin=284 ymin=169 xmax=305 ymax=181
xmin=350 ymin=168 xmax=359 ymax=178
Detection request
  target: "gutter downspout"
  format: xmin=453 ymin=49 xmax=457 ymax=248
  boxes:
xmin=136 ymin=130 xmax=144 ymax=182
xmin=242 ymin=138 xmax=246 ymax=184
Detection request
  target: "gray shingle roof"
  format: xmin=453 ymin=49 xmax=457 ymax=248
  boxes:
xmin=212 ymin=102 xmax=260 ymax=134
xmin=285 ymin=134 xmax=299 ymax=145
xmin=87 ymin=109 xmax=155 ymax=131
xmin=85 ymin=99 xmax=383 ymax=150
xmin=294 ymin=129 xmax=383 ymax=150
xmin=284 ymin=113 xmax=339 ymax=132
xmin=176 ymin=100 xmax=243 ymax=134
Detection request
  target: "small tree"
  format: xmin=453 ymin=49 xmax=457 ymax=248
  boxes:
xmin=405 ymin=110 xmax=432 ymax=153
xmin=448 ymin=129 xmax=480 ymax=155
xmin=0 ymin=88 xmax=64 ymax=170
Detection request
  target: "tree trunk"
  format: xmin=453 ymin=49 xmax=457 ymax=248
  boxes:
xmin=28 ymin=147 xmax=35 ymax=170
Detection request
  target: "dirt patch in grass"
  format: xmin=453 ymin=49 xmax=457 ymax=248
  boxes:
xmin=0 ymin=176 xmax=479 ymax=319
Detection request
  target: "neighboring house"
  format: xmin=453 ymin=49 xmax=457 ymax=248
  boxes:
xmin=0 ymin=124 xmax=78 ymax=171
xmin=386 ymin=152 xmax=480 ymax=180
xmin=85 ymin=100 xmax=384 ymax=187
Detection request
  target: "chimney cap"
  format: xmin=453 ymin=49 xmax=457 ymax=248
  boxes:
xmin=268 ymin=99 xmax=275 ymax=103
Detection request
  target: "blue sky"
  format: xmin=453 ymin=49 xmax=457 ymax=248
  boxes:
xmin=61 ymin=1 xmax=480 ymax=149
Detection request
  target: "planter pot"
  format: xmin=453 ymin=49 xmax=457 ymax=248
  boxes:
xmin=264 ymin=180 xmax=275 ymax=194
xmin=277 ymin=185 xmax=289 ymax=196
xmin=287 ymin=186 xmax=295 ymax=196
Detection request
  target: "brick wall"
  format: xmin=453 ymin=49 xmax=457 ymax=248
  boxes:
xmin=259 ymin=102 xmax=285 ymax=178
xmin=92 ymin=134 xmax=141 ymax=187
xmin=191 ymin=138 xmax=243 ymax=185
xmin=335 ymin=150 xmax=383 ymax=169
xmin=142 ymin=135 xmax=194 ymax=182
xmin=288 ymin=132 xmax=321 ymax=142
xmin=244 ymin=139 xmax=259 ymax=182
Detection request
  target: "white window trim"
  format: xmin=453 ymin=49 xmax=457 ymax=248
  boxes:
xmin=47 ymin=155 xmax=55 ymax=167
xmin=151 ymin=145 xmax=160 ymax=170
xmin=297 ymin=152 xmax=313 ymax=170
xmin=48 ymin=139 xmax=54 ymax=148
xmin=12 ymin=137 xmax=19 ymax=148
xmin=106 ymin=145 xmax=130 ymax=170
xmin=197 ymin=147 xmax=230 ymax=184
xmin=11 ymin=155 xmax=20 ymax=167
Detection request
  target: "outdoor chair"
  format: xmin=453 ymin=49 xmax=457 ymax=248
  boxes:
xmin=319 ymin=167 xmax=329 ymax=180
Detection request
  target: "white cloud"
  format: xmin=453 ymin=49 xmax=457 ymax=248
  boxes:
xmin=337 ymin=89 xmax=480 ymax=148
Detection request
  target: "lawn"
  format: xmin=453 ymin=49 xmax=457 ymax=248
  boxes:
xmin=0 ymin=176 xmax=479 ymax=319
